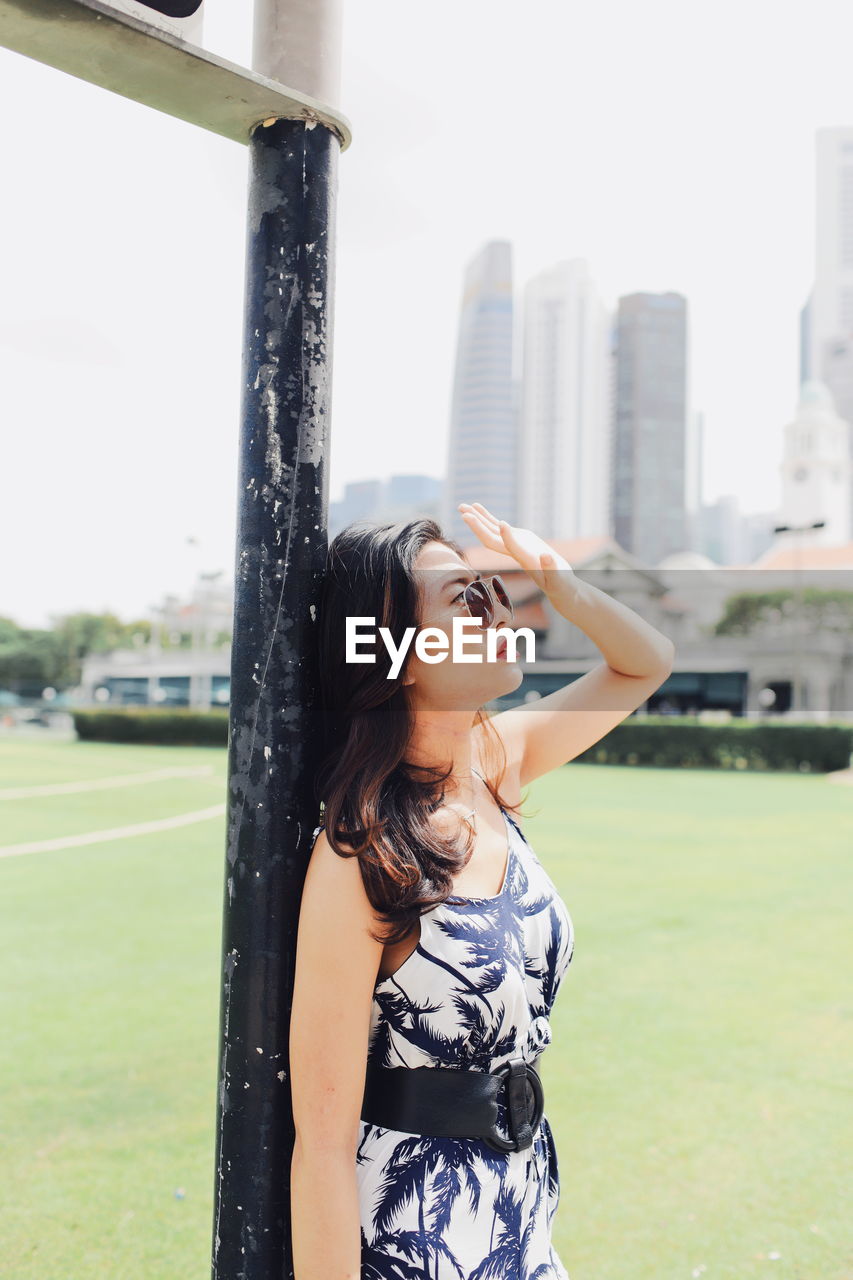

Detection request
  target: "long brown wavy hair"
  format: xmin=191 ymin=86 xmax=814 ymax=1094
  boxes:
xmin=313 ymin=517 xmax=524 ymax=947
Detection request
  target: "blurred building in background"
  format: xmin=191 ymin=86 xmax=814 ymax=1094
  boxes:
xmin=461 ymin=533 xmax=853 ymax=721
xmin=53 ymin=528 xmax=852 ymax=724
xmin=329 ymin=474 xmax=443 ymax=539
xmin=801 ymin=126 xmax=853 ymax=523
xmin=694 ymin=495 xmax=777 ymax=567
xmin=684 ymin=409 xmax=705 ymax=552
xmin=329 ymin=478 xmax=384 ymax=531
xmin=442 ymin=240 xmax=516 ymax=544
xmin=519 ymin=258 xmax=611 ymax=541
xmin=76 ymin=571 xmax=234 ymax=711
xmin=611 ymin=291 xmax=689 ymax=565
xmin=14 ymin=195 xmax=853 ymax=725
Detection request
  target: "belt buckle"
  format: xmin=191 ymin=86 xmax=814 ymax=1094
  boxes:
xmin=483 ymin=1057 xmax=544 ymax=1154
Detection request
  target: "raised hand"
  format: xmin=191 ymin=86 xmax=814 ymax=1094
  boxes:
xmin=457 ymin=502 xmax=575 ymax=600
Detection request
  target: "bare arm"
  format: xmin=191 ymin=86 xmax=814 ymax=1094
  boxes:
xmin=491 ymin=574 xmax=675 ymax=784
xmin=289 ymin=827 xmax=385 ymax=1280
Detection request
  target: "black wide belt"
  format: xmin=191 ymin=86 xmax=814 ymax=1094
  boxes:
xmin=360 ymin=1055 xmax=544 ymax=1153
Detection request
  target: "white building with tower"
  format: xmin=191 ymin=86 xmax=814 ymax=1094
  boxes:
xmin=778 ymin=381 xmax=851 ymax=545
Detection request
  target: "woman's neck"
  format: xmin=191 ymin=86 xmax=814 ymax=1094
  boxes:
xmin=403 ymin=711 xmax=479 ymax=799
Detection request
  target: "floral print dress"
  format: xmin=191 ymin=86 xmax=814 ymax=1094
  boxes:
xmin=311 ymin=802 xmax=575 ymax=1279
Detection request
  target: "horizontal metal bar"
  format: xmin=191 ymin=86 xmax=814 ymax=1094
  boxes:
xmin=0 ymin=0 xmax=352 ymax=149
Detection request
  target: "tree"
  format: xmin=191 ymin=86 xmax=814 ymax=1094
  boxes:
xmin=714 ymin=588 xmax=853 ymax=637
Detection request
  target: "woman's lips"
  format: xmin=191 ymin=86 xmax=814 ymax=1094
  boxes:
xmin=495 ymin=636 xmax=508 ymax=659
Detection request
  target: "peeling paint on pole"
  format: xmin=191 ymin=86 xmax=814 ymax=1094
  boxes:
xmin=211 ymin=113 xmax=338 ymax=1279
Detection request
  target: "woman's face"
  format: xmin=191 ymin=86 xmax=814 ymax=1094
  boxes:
xmin=401 ymin=540 xmax=524 ymax=711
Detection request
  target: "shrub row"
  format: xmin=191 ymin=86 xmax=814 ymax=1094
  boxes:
xmin=72 ymin=708 xmax=853 ymax=772
xmin=73 ymin=708 xmax=228 ymax=746
xmin=573 ymin=715 xmax=853 ymax=772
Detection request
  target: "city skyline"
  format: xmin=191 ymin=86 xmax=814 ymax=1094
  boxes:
xmin=2 ymin=0 xmax=852 ymax=627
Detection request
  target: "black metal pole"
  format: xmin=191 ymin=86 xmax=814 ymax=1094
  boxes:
xmin=211 ymin=114 xmax=338 ymax=1279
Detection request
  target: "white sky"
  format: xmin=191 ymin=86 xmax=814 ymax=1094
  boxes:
xmin=1 ymin=0 xmax=850 ymax=628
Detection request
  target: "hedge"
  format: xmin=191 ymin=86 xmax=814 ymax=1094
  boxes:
xmin=73 ymin=707 xmax=228 ymax=746
xmin=571 ymin=715 xmax=853 ymax=773
xmin=71 ymin=709 xmax=853 ymax=772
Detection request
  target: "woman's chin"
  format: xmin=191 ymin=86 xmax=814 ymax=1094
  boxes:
xmin=492 ymin=662 xmax=524 ymax=693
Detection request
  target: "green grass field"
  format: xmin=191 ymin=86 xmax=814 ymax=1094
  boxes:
xmin=1 ymin=737 xmax=850 ymax=1280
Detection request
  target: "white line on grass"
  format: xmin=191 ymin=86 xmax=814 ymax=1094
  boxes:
xmin=0 ymin=765 xmax=215 ymax=801
xmin=0 ymin=804 xmax=226 ymax=858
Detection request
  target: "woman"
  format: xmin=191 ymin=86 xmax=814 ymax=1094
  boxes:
xmin=290 ymin=502 xmax=674 ymax=1279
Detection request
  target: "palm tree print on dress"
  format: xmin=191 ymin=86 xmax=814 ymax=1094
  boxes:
xmin=310 ymin=803 xmax=575 ymax=1279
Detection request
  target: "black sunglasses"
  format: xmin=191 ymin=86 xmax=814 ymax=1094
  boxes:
xmin=456 ymin=575 xmax=514 ymax=628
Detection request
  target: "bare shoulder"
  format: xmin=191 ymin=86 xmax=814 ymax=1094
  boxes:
xmin=298 ymin=826 xmax=387 ymax=994
xmin=304 ymin=826 xmax=378 ymax=923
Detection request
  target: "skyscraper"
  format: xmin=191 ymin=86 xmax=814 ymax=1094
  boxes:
xmin=443 ymin=241 xmax=515 ymax=544
xmin=804 ymin=127 xmax=853 ymax=519
xmin=519 ymin=259 xmax=611 ymax=539
xmin=685 ymin=409 xmax=705 ymax=552
xmin=611 ymin=292 xmax=688 ymax=563
xmin=808 ymin=128 xmax=853 ymax=385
